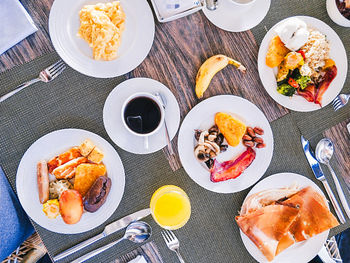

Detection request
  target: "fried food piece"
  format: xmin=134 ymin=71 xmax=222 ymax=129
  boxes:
xmin=284 ymin=52 xmax=304 ymax=70
xmin=47 ymin=147 xmax=82 ymax=173
xmin=52 ymin=157 xmax=88 ymax=179
xmin=215 ymin=112 xmax=246 ymax=147
xmin=266 ymin=36 xmax=290 ymax=68
xmin=79 ymin=139 xmax=95 ymax=157
xmin=43 ymin=199 xmax=60 ymax=219
xmin=87 ymin=147 xmax=104 ymax=163
xmin=276 ymin=61 xmax=289 ymax=82
xmin=74 ymin=163 xmax=107 ymax=197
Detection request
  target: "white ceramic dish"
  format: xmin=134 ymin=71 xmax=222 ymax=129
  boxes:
xmin=258 ymin=16 xmax=348 ymax=112
xmin=103 ymin=78 xmax=180 ymax=154
xmin=202 ymin=0 xmax=271 ymax=32
xmin=177 ymin=95 xmax=273 ymax=194
xmin=16 ymin=129 xmax=125 ymax=234
xmin=240 ymin=172 xmax=330 ymax=263
xmin=327 ymin=0 xmax=350 ymax=27
xmin=49 ymin=0 xmax=155 ymax=78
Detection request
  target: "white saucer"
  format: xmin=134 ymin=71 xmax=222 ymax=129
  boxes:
xmin=103 ymin=78 xmax=180 ymax=154
xmin=202 ymin=0 xmax=271 ymax=32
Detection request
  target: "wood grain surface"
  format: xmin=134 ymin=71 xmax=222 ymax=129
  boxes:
xmin=324 ymin=120 xmax=350 ymax=189
xmin=0 ymin=1 xmax=289 ymax=170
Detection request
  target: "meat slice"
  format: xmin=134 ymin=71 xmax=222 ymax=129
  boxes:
xmin=52 ymin=157 xmax=88 ymax=179
xmin=48 ymin=147 xmax=82 ymax=173
xmin=210 ymin=147 xmax=256 ymax=182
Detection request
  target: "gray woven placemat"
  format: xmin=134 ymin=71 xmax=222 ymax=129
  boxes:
xmin=1 ymin=51 xmax=350 ymax=263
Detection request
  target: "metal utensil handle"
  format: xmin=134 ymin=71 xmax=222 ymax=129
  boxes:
xmin=71 ymin=237 xmax=124 ymax=263
xmin=0 ymin=78 xmax=40 ymax=102
xmin=175 ymin=249 xmax=185 ymax=263
xmin=53 ymin=233 xmax=104 ymax=261
xmin=164 ymin=121 xmax=174 ymax=155
xmin=322 ymin=180 xmax=346 ymax=224
xmin=327 ymin=164 xmax=350 ymax=220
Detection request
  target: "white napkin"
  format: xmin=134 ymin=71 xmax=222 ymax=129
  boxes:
xmin=128 ymin=255 xmax=147 ymax=263
xmin=153 ymin=0 xmax=201 ymax=19
xmin=0 ymin=0 xmax=38 ymax=55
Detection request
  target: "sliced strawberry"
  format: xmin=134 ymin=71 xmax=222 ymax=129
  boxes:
xmin=210 ymin=147 xmax=256 ymax=182
xmin=315 ymin=65 xmax=337 ymax=106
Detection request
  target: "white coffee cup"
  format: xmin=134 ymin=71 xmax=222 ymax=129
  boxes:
xmin=121 ymin=92 xmax=165 ymax=149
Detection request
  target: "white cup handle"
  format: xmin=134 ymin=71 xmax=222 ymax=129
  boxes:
xmin=144 ymin=136 xmax=149 ymax=149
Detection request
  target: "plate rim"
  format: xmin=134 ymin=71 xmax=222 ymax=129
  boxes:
xmin=15 ymin=128 xmax=126 ymax=234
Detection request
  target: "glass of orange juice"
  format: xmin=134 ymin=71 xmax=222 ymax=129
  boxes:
xmin=150 ymin=185 xmax=191 ymax=230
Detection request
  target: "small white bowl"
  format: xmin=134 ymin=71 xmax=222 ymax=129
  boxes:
xmin=327 ymin=0 xmax=350 ymax=27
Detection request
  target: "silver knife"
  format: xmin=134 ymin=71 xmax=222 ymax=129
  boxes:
xmin=53 ymin=208 xmax=151 ymax=261
xmin=301 ymin=136 xmax=345 ymax=224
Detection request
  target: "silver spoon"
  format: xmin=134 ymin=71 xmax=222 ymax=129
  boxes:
xmin=71 ymin=221 xmax=152 ymax=263
xmin=316 ymin=138 xmax=350 ymax=220
xmin=155 ymin=92 xmax=175 ymax=156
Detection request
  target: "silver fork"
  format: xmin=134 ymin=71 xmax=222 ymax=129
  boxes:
xmin=0 ymin=60 xmax=66 ymax=102
xmin=161 ymin=230 xmax=185 ymax=263
xmin=332 ymin=93 xmax=350 ymax=111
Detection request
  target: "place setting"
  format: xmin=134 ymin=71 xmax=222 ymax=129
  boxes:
xmin=2 ymin=0 xmax=350 ymax=263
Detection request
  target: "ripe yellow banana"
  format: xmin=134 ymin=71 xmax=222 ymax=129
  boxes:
xmin=195 ymin=54 xmax=246 ymax=98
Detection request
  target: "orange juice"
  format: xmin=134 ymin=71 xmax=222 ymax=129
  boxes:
xmin=150 ymin=185 xmax=191 ymax=230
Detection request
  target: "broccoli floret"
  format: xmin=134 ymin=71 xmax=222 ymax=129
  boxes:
xmin=295 ymin=75 xmax=311 ymax=90
xmin=277 ymin=83 xmax=295 ymax=97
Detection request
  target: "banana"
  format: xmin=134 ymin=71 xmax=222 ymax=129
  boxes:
xmin=195 ymin=54 xmax=246 ymax=99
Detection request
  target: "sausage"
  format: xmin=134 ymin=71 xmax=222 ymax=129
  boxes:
xmin=37 ymin=160 xmax=49 ymax=204
xmin=83 ymin=176 xmax=111 ymax=213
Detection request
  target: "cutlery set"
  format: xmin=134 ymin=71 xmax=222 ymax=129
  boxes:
xmin=54 ymin=209 xmax=151 ymax=262
xmin=54 ymin=208 xmax=186 ymax=263
xmin=301 ymin=136 xmax=350 ymax=223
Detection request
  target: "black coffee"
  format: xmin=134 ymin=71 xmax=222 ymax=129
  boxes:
xmin=124 ymin=96 xmax=161 ymax=134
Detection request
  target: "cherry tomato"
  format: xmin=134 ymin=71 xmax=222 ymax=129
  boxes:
xmin=288 ymin=78 xmax=299 ymax=88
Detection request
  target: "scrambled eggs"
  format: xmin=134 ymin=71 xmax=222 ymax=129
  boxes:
xmin=78 ymin=1 xmax=125 ymax=61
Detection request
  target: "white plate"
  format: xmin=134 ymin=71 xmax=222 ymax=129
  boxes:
xmin=258 ymin=16 xmax=348 ymax=112
xmin=16 ymin=129 xmax=125 ymax=234
xmin=202 ymin=0 xmax=271 ymax=32
xmin=177 ymin=95 xmax=273 ymax=193
xmin=49 ymin=0 xmax=155 ymax=78
xmin=240 ymin=172 xmax=330 ymax=263
xmin=103 ymin=78 xmax=180 ymax=154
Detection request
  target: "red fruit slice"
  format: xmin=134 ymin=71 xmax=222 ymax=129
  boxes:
xmin=210 ymin=147 xmax=256 ymax=182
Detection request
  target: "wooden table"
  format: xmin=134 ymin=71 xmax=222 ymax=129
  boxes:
xmin=0 ymin=0 xmax=289 ymax=171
